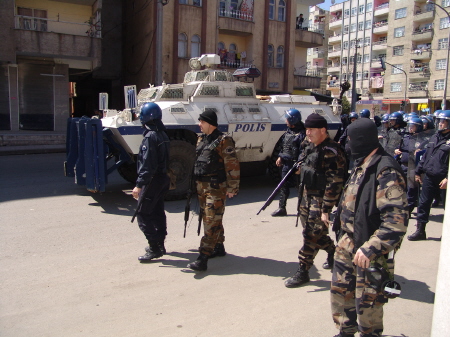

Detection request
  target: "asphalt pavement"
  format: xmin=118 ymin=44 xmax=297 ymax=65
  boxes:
xmin=0 ymin=153 xmax=444 ymax=337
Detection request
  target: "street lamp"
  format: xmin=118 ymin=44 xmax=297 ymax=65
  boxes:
xmin=379 ymin=56 xmax=409 ymax=112
xmin=428 ymin=0 xmax=450 ymax=110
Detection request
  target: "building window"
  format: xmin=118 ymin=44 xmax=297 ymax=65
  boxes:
xmin=391 ymin=82 xmax=402 ymax=92
xmin=393 ymin=45 xmax=404 ymax=56
xmin=350 ymin=40 xmax=355 ymax=49
xmin=364 ymin=37 xmax=371 ymax=46
xmin=359 ymin=5 xmax=365 ymax=14
xmin=278 ymin=0 xmax=286 ymax=21
xmin=218 ymin=41 xmax=225 ymax=52
xmin=342 ymin=57 xmax=348 ymax=65
xmin=343 ymin=41 xmax=349 ymax=49
xmin=351 ymin=7 xmax=357 ymax=16
xmin=276 ymin=46 xmax=284 ymax=67
xmin=269 ymin=0 xmax=275 ymax=20
xmin=366 ymin=3 xmax=373 ymax=12
xmin=363 ymin=54 xmax=370 ymax=63
xmin=438 ymin=38 xmax=449 ymax=49
xmin=392 ymin=64 xmax=403 ymax=74
xmin=364 ymin=70 xmax=369 ymax=79
xmin=395 ymin=8 xmax=407 ymax=19
xmin=440 ymin=17 xmax=450 ymax=29
xmin=443 ymin=0 xmax=450 ymax=7
xmin=436 ymin=59 xmax=447 ymax=70
xmin=358 ymin=22 xmax=364 ymax=31
xmin=193 ymin=0 xmax=202 ymax=6
xmin=179 ymin=0 xmax=187 ymax=3
xmin=394 ymin=27 xmax=405 ymax=37
xmin=351 ymin=23 xmax=357 ymax=32
xmin=17 ymin=7 xmax=48 ymax=31
xmin=268 ymin=44 xmax=274 ymax=67
xmin=435 ymin=79 xmax=445 ymax=90
xmin=357 ymin=54 xmax=362 ymax=63
xmin=344 ymin=9 xmax=350 ymax=18
xmin=178 ymin=33 xmax=187 ymax=57
xmin=365 ymin=20 xmax=372 ymax=29
xmin=191 ymin=34 xmax=201 ymax=58
xmin=343 ymin=25 xmax=349 ymax=34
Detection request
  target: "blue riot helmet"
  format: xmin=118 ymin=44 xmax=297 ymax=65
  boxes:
xmin=403 ymin=113 xmax=412 ymax=123
xmin=420 ymin=116 xmax=432 ymax=130
xmin=284 ymin=108 xmax=302 ymax=125
xmin=389 ymin=111 xmax=403 ymax=126
xmin=410 ymin=111 xmax=418 ymax=116
xmin=425 ymin=115 xmax=435 ymax=129
xmin=381 ymin=113 xmax=390 ymax=124
xmin=407 ymin=117 xmax=423 ymax=134
xmin=437 ymin=110 xmax=450 ymax=132
xmin=140 ymin=102 xmax=162 ymax=124
xmin=349 ymin=112 xmax=359 ymax=121
xmin=359 ymin=109 xmax=370 ymax=118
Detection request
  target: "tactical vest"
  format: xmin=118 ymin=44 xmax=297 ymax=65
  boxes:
xmin=194 ymin=132 xmax=226 ymax=179
xmin=385 ymin=128 xmax=402 ymax=156
xmin=281 ymin=129 xmax=301 ymax=161
xmin=300 ymin=142 xmax=331 ymax=191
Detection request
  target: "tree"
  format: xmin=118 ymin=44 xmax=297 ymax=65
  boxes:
xmin=341 ymin=96 xmax=351 ymax=114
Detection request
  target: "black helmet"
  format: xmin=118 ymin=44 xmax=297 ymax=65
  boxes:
xmin=140 ymin=102 xmax=162 ymax=124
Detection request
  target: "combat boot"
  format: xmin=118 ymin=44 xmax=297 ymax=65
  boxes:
xmin=332 ymin=333 xmax=354 ymax=337
xmin=271 ymin=208 xmax=287 ymax=216
xmin=139 ymin=241 xmax=164 ymax=262
xmin=323 ymin=248 xmax=335 ymax=270
xmin=284 ymin=267 xmax=310 ymax=288
xmin=209 ymin=243 xmax=226 ymax=258
xmin=187 ymin=253 xmax=208 ymax=271
xmin=145 ymin=240 xmax=166 ymax=255
xmin=408 ymin=222 xmax=427 ymax=241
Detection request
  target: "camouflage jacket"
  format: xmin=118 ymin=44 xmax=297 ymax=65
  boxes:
xmin=299 ymin=137 xmax=347 ymax=213
xmin=196 ymin=130 xmax=240 ymax=194
xmin=339 ymin=148 xmax=408 ymax=258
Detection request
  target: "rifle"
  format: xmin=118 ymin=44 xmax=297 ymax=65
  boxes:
xmin=295 ymin=181 xmax=304 ymax=227
xmin=183 ymin=166 xmax=196 ymax=238
xmin=197 ymin=208 xmax=203 ymax=236
xmin=257 ymin=160 xmax=303 ymax=215
xmin=131 ymin=184 xmax=149 ymax=223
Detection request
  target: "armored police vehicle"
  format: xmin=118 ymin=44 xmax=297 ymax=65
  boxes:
xmin=65 ymin=54 xmax=340 ymax=199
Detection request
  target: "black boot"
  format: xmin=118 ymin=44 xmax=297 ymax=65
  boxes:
xmin=408 ymin=222 xmax=427 ymax=241
xmin=271 ymin=208 xmax=287 ymax=216
xmin=323 ymin=248 xmax=335 ymax=270
xmin=332 ymin=332 xmax=355 ymax=337
xmin=209 ymin=243 xmax=226 ymax=258
xmin=284 ymin=267 xmax=310 ymax=288
xmin=187 ymin=253 xmax=208 ymax=271
xmin=139 ymin=241 xmax=164 ymax=262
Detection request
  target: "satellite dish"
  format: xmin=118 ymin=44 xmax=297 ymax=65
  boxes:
xmin=189 ymin=58 xmax=201 ymax=70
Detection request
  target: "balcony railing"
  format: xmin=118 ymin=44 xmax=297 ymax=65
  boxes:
xmin=218 ymin=8 xmax=254 ymax=21
xmin=373 ymin=21 xmax=388 ymax=28
xmin=15 ymin=15 xmax=100 ymax=37
xmin=409 ymin=83 xmax=428 ymax=91
xmin=218 ymin=60 xmax=254 ymax=69
xmin=374 ymin=3 xmax=389 ymax=10
xmin=412 ymin=27 xmax=433 ymax=35
xmin=372 ymin=40 xmax=387 ymax=45
xmin=294 ymin=67 xmax=325 ymax=77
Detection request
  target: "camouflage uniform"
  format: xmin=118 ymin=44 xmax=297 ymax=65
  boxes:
xmin=297 ymin=137 xmax=346 ymax=270
xmin=331 ymin=149 xmax=408 ymax=337
xmin=195 ymin=129 xmax=240 ymax=256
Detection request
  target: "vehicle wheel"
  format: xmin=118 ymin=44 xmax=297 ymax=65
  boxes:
xmin=268 ymin=137 xmax=283 ymax=182
xmin=117 ymin=156 xmax=138 ymax=183
xmin=166 ymin=139 xmax=196 ymax=201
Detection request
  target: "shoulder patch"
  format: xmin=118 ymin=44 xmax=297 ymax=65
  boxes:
xmin=323 ymin=146 xmax=338 ymax=156
xmin=385 ymin=185 xmax=403 ymax=200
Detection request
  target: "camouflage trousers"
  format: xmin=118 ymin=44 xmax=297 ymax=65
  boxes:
xmin=196 ymin=180 xmax=227 ymax=256
xmin=298 ymin=192 xmax=335 ymax=270
xmin=331 ymin=233 xmax=389 ymax=337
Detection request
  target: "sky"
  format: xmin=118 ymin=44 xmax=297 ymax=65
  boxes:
xmin=318 ymin=0 xmax=345 ymax=11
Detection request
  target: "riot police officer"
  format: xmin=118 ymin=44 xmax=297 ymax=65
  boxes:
xmin=132 ymin=103 xmax=171 ymax=262
xmin=187 ymin=110 xmax=240 ymax=271
xmin=359 ymin=108 xmax=370 ymax=119
xmin=384 ymin=111 xmax=405 ymax=157
xmin=284 ymin=114 xmax=347 ymax=287
xmin=271 ymin=108 xmax=306 ymax=217
xmin=410 ymin=110 xmax=450 ymax=241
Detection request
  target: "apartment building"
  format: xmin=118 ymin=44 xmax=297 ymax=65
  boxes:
xmin=123 ymin=0 xmax=326 ymax=97
xmin=326 ymin=0 xmax=450 ymax=115
xmin=0 ymin=0 xmax=121 ymax=137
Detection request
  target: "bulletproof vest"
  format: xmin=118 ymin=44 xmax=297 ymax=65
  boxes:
xmin=281 ymin=129 xmax=300 ymax=160
xmin=194 ymin=132 xmax=226 ymax=177
xmin=385 ymin=128 xmax=402 ymax=157
xmin=300 ymin=142 xmax=327 ymax=190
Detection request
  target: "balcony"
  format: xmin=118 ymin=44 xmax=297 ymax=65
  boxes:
xmin=14 ymin=15 xmax=101 ymax=62
xmin=328 ymin=33 xmax=341 ymax=43
xmin=411 ymin=28 xmax=433 ymax=42
xmin=328 ymin=47 xmax=341 ymax=57
xmin=373 ymin=21 xmax=388 ymax=34
xmin=374 ymin=3 xmax=389 ymax=16
xmin=413 ymin=8 xmax=435 ymax=22
xmin=218 ymin=10 xmax=254 ymax=36
xmin=328 ymin=63 xmax=341 ymax=73
xmin=295 ymin=29 xmax=324 ymax=48
xmin=410 ymin=50 xmax=432 ymax=60
xmin=372 ymin=40 xmax=387 ymax=51
xmin=329 ymin=17 xmax=342 ymax=28
xmin=409 ymin=63 xmax=431 ymax=78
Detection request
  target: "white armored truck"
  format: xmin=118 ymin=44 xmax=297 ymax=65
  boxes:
xmin=65 ymin=54 xmax=341 ymax=199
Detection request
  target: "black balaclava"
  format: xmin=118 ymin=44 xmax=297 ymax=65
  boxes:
xmin=347 ymin=118 xmax=380 ymax=163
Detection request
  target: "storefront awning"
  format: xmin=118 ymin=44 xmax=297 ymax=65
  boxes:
xmin=409 ymin=98 xmax=428 ymax=103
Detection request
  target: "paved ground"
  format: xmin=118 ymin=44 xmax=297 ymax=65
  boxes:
xmin=0 ymin=153 xmax=444 ymax=337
